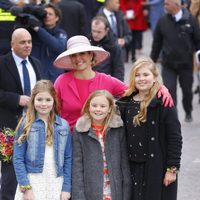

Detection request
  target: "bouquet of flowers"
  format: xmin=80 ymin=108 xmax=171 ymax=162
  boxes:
xmin=0 ymin=128 xmax=15 ymax=162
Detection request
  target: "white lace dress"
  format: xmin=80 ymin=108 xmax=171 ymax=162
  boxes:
xmin=14 ymin=144 xmax=63 ymax=200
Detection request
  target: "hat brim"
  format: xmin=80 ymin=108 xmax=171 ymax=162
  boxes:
xmin=53 ymin=46 xmax=110 ymax=70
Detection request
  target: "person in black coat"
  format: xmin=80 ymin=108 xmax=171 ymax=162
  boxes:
xmin=89 ymin=15 xmax=125 ymax=81
xmin=58 ymin=0 xmax=87 ymax=38
xmin=77 ymin=0 xmax=104 ymax=34
xmin=150 ymin=0 xmax=200 ymax=122
xmin=0 ymin=28 xmax=42 ymax=200
xmin=116 ymin=57 xmax=182 ymax=200
xmin=0 ymin=0 xmax=16 ymax=56
xmin=97 ymin=0 xmax=132 ymax=60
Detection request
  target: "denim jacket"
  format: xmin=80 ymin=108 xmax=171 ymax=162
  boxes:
xmin=13 ymin=115 xmax=72 ymax=192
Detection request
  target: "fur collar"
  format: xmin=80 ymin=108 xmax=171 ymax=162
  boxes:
xmin=75 ymin=114 xmax=123 ymax=132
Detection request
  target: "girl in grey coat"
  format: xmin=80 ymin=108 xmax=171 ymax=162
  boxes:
xmin=72 ymin=90 xmax=132 ymax=200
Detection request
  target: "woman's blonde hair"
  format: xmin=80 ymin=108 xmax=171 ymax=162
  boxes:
xmin=125 ymin=57 xmax=161 ymax=125
xmin=81 ymin=90 xmax=116 ymax=132
xmin=16 ymin=80 xmax=59 ymax=145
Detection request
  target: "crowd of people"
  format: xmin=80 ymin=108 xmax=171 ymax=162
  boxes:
xmin=1 ymin=0 xmax=200 ymax=199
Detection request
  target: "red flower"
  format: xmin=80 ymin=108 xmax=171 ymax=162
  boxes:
xmin=0 ymin=128 xmax=15 ymax=162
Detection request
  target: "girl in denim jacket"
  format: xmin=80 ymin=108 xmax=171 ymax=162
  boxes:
xmin=13 ymin=80 xmax=72 ymax=200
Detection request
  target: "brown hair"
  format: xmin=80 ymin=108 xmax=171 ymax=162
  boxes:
xmin=43 ymin=3 xmax=62 ymax=24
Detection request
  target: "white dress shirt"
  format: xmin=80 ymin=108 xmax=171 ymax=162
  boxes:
xmin=12 ymin=51 xmax=37 ymax=93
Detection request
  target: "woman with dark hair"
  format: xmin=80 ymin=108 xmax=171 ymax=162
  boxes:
xmin=31 ymin=2 xmax=67 ymax=83
xmin=54 ymin=35 xmax=173 ymax=132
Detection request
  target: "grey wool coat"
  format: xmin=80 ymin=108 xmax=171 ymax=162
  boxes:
xmin=72 ymin=114 xmax=132 ymax=200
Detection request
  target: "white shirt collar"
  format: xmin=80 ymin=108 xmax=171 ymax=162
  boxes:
xmin=12 ymin=51 xmax=29 ymax=65
xmin=174 ymin=9 xmax=183 ymax=22
xmin=103 ymin=8 xmax=114 ymax=18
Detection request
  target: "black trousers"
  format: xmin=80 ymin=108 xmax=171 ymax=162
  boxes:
xmin=162 ymin=66 xmax=193 ymax=114
xmin=0 ymin=162 xmax=17 ymax=200
xmin=131 ymin=30 xmax=143 ymax=60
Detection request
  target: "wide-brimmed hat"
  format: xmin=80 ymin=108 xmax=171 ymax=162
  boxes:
xmin=53 ymin=35 xmax=110 ymax=69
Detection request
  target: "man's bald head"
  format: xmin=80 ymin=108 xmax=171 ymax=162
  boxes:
xmin=11 ymin=28 xmax=32 ymax=59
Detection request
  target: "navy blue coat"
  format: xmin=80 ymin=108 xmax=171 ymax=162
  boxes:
xmin=31 ymin=25 xmax=67 ymax=83
xmin=116 ymin=95 xmax=182 ymax=200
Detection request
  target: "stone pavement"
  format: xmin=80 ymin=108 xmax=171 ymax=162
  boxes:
xmin=125 ymin=29 xmax=200 ymax=200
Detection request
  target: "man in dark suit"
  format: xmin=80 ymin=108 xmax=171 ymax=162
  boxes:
xmin=0 ymin=28 xmax=42 ymax=200
xmin=58 ymin=0 xmax=88 ymax=37
xmin=97 ymin=0 xmax=132 ymax=60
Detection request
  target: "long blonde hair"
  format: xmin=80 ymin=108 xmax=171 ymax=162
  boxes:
xmin=16 ymin=80 xmax=59 ymax=145
xmin=81 ymin=90 xmax=116 ymax=132
xmin=125 ymin=57 xmax=161 ymax=125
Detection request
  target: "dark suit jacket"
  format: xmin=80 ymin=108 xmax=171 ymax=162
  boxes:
xmin=59 ymin=0 xmax=87 ymax=38
xmin=0 ymin=52 xmax=42 ymax=130
xmin=97 ymin=7 xmax=132 ymax=46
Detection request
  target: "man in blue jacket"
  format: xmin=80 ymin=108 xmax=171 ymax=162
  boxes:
xmin=30 ymin=3 xmax=67 ymax=83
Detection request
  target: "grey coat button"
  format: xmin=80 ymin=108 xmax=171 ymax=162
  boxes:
xmin=150 ymin=153 xmax=154 ymax=157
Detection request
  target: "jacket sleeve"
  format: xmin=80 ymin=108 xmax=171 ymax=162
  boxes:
xmin=107 ymin=75 xmax=128 ymax=97
xmin=78 ymin=3 xmax=88 ymax=36
xmin=111 ymin=44 xmax=125 ymax=82
xmin=13 ymin=123 xmax=30 ymax=187
xmin=72 ymin=129 xmax=87 ymax=200
xmin=150 ymin=19 xmax=163 ymax=62
xmin=190 ymin=14 xmax=200 ymax=50
xmin=36 ymin=27 xmax=67 ymax=53
xmin=0 ymin=88 xmax=20 ymax=110
xmin=164 ymin=106 xmax=182 ymax=169
xmin=62 ymin=122 xmax=72 ymax=192
xmin=120 ymin=11 xmax=132 ymax=45
xmin=120 ymin=128 xmax=132 ymax=200
xmin=0 ymin=57 xmax=20 ymax=109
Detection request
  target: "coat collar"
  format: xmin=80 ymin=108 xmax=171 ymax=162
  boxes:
xmin=116 ymin=92 xmax=162 ymax=108
xmin=35 ymin=114 xmax=63 ymax=126
xmin=75 ymin=114 xmax=123 ymax=133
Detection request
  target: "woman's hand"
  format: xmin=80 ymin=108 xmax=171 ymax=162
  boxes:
xmin=163 ymin=171 xmax=177 ymax=187
xmin=60 ymin=192 xmax=71 ymax=200
xmin=23 ymin=189 xmax=34 ymax=200
xmin=157 ymin=85 xmax=174 ymax=107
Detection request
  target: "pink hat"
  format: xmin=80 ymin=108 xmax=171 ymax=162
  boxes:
xmin=53 ymin=35 xmax=110 ymax=69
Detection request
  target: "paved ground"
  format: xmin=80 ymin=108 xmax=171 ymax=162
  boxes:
xmin=125 ymin=29 xmax=200 ymax=200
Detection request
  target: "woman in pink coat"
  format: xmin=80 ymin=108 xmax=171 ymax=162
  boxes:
xmin=53 ymin=35 xmax=172 ymax=131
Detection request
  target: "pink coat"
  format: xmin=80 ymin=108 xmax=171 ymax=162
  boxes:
xmin=54 ymin=72 xmax=127 ymax=131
